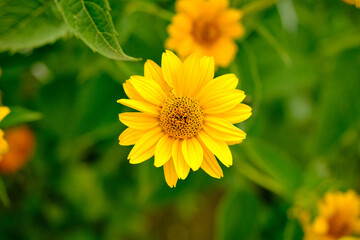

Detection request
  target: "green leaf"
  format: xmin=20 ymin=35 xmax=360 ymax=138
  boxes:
xmin=0 ymin=106 xmax=42 ymax=128
xmin=244 ymin=138 xmax=301 ymax=198
xmin=55 ymin=0 xmax=138 ymax=61
xmin=0 ymin=0 xmax=68 ymax=52
xmin=216 ymin=189 xmax=260 ymax=240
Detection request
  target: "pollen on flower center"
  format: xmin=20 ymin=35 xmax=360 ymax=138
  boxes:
xmin=159 ymin=96 xmax=204 ymax=139
xmin=192 ymin=21 xmax=220 ymax=45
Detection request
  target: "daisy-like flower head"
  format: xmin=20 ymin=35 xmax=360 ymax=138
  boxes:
xmin=343 ymin=0 xmax=360 ymax=8
xmin=166 ymin=0 xmax=245 ymax=68
xmin=118 ymin=50 xmax=252 ymax=187
xmin=0 ymin=106 xmax=10 ymax=160
xmin=302 ymin=190 xmax=360 ymax=240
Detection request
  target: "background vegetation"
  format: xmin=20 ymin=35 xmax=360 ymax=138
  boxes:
xmin=0 ymin=0 xmax=360 ymax=239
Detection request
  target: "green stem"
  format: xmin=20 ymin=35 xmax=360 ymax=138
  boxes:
xmin=242 ymin=0 xmax=278 ymax=16
xmin=235 ymin=160 xmax=283 ymax=196
xmin=242 ymin=41 xmax=262 ymax=129
xmin=255 ymin=24 xmax=292 ymax=66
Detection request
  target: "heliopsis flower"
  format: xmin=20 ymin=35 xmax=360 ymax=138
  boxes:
xmin=0 ymin=126 xmax=35 ymax=174
xmin=0 ymin=106 xmax=10 ymax=160
xmin=166 ymin=0 xmax=245 ymax=68
xmin=118 ymin=50 xmax=252 ymax=187
xmin=301 ymin=190 xmax=360 ymax=240
xmin=343 ymin=0 xmax=360 ymax=8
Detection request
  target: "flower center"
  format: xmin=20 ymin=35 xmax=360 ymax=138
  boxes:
xmin=159 ymin=96 xmax=204 ymax=139
xmin=327 ymin=212 xmax=352 ymax=238
xmin=192 ymin=20 xmax=220 ymax=45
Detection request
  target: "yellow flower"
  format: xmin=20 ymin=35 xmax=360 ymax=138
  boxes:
xmin=118 ymin=50 xmax=252 ymax=187
xmin=0 ymin=106 xmax=10 ymax=160
xmin=166 ymin=0 xmax=245 ymax=68
xmin=0 ymin=126 xmax=35 ymax=174
xmin=302 ymin=190 xmax=360 ymax=240
xmin=343 ymin=0 xmax=360 ymax=8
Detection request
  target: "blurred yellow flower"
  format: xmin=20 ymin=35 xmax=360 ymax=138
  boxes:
xmin=0 ymin=126 xmax=35 ymax=174
xmin=166 ymin=0 xmax=245 ymax=68
xmin=0 ymin=106 xmax=10 ymax=160
xmin=302 ymin=190 xmax=360 ymax=240
xmin=118 ymin=50 xmax=251 ymax=187
xmin=343 ymin=0 xmax=360 ymax=8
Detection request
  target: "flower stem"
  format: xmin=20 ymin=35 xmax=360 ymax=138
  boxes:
xmin=242 ymin=0 xmax=278 ymax=16
xmin=235 ymin=160 xmax=284 ymax=196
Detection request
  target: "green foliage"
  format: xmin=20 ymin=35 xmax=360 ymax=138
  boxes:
xmin=0 ymin=178 xmax=9 ymax=207
xmin=55 ymin=0 xmax=137 ymax=61
xmin=0 ymin=106 xmax=42 ymax=128
xmin=244 ymin=138 xmax=301 ymax=199
xmin=216 ymin=189 xmax=260 ymax=240
xmin=0 ymin=0 xmax=68 ymax=52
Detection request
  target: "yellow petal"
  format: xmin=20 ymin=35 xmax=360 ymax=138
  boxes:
xmin=213 ymin=74 xmax=239 ymax=90
xmin=208 ymin=0 xmax=229 ymax=11
xmin=123 ymin=81 xmax=145 ymax=101
xmin=172 ymin=139 xmax=190 ymax=179
xmin=201 ymin=90 xmax=246 ymax=114
xmin=182 ymin=137 xmax=203 ymax=171
xmin=175 ymin=0 xmax=202 ymax=19
xmin=198 ymin=130 xmax=233 ymax=167
xmin=208 ymin=103 xmax=252 ymax=124
xmin=170 ymin=14 xmax=193 ymax=32
xmin=339 ymin=237 xmax=360 ymax=240
xmin=227 ymin=140 xmax=243 ymax=145
xmin=129 ymin=76 xmax=166 ymax=106
xmin=154 ymin=135 xmax=175 ymax=167
xmin=203 ymin=117 xmax=246 ymax=142
xmin=119 ymin=112 xmax=159 ymax=129
xmin=163 ymin=159 xmax=178 ymax=188
xmin=0 ymin=106 xmax=10 ymax=121
xmin=190 ymin=55 xmax=215 ymax=98
xmin=118 ymin=99 xmax=160 ymax=115
xmin=167 ymin=24 xmax=189 ymax=39
xmin=217 ymin=8 xmax=244 ymax=39
xmin=161 ymin=50 xmax=182 ymax=89
xmin=118 ymin=128 xmax=145 ymax=146
xmin=144 ymin=60 xmax=168 ymax=92
xmin=197 ymin=73 xmax=238 ymax=101
xmin=176 ymin=37 xmax=195 ymax=57
xmin=210 ymin=37 xmax=237 ymax=68
xmin=222 ymin=22 xmax=245 ymax=39
xmin=0 ymin=129 xmax=8 ymax=155
xmin=178 ymin=53 xmax=201 ymax=96
xmin=201 ymin=143 xmax=223 ymax=179
xmin=218 ymin=9 xmax=243 ymax=26
xmin=312 ymin=217 xmax=329 ymax=235
xmin=128 ymin=127 xmax=163 ymax=164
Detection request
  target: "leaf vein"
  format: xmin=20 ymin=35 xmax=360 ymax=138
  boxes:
xmin=80 ymin=0 xmax=120 ymax=55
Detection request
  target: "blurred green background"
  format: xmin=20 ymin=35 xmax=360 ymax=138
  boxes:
xmin=1 ymin=0 xmax=360 ymax=239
